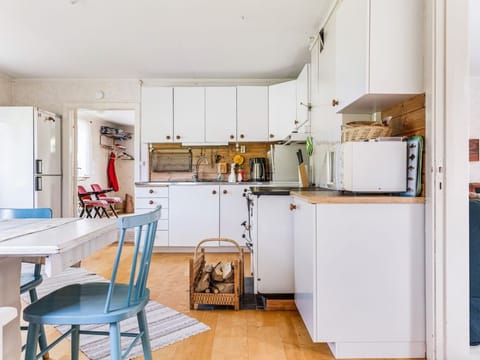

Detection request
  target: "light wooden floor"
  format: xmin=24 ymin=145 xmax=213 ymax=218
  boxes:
xmin=30 ymin=244 xmax=423 ymax=360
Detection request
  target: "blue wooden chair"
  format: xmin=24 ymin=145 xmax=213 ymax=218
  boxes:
xmin=23 ymin=207 xmax=161 ymax=360
xmin=0 ymin=208 xmax=52 ymax=359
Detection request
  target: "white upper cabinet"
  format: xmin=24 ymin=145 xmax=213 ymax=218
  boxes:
xmin=140 ymin=86 xmax=173 ymax=143
xmin=173 ymin=87 xmax=205 ymax=143
xmin=205 ymin=87 xmax=237 ymax=143
xmin=335 ymin=0 xmax=424 ymax=113
xmin=237 ymin=86 xmax=269 ymax=142
xmin=268 ymin=80 xmax=297 ymax=141
xmin=296 ymin=64 xmax=310 ymax=131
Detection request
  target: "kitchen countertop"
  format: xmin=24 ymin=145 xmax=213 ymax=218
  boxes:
xmin=135 ymin=181 xmax=299 ymax=187
xmin=249 ymin=186 xmax=329 ymax=196
xmin=290 ymin=190 xmax=425 ymax=204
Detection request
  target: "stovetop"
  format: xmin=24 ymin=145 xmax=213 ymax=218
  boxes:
xmin=249 ymin=186 xmax=334 ymax=196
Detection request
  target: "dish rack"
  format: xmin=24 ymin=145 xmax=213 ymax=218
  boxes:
xmin=189 ymin=238 xmax=243 ymax=311
xmin=341 ymin=121 xmax=392 ymax=142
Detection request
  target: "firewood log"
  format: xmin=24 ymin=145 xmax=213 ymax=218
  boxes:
xmin=195 ymin=271 xmax=210 ymax=292
xmin=212 ymin=261 xmax=224 ymax=282
xmin=214 ymin=282 xmax=234 ymax=293
xmin=222 ymin=262 xmax=233 ymax=281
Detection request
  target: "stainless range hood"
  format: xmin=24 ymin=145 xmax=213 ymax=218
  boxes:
xmin=280 ymin=131 xmax=308 ymax=144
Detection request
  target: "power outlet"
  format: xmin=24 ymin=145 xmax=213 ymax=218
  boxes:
xmin=240 ymin=145 xmax=246 ymax=153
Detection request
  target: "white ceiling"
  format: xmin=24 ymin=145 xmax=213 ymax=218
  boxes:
xmin=0 ymin=0 xmax=333 ymax=79
xmin=78 ymin=109 xmax=135 ymax=126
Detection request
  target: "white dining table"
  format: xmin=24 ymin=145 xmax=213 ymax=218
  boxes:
xmin=0 ymin=217 xmax=117 ymax=359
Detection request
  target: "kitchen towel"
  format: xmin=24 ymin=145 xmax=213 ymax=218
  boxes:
xmin=107 ymin=151 xmax=119 ymax=192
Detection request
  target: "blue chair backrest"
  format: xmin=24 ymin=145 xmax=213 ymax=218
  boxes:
xmin=0 ymin=208 xmax=52 ymax=219
xmin=105 ymin=207 xmax=161 ymax=313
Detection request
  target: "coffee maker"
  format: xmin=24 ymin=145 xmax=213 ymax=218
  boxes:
xmin=249 ymin=157 xmax=267 ymax=181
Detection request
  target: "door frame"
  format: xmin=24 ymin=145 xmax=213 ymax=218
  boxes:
xmin=62 ymin=102 xmax=140 ymax=217
xmin=427 ymin=0 xmax=473 ymax=358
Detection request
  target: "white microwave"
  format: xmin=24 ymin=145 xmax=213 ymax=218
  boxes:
xmin=341 ymin=141 xmax=407 ymax=193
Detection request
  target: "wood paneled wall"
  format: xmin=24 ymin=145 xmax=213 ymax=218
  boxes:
xmin=149 ymin=143 xmax=270 ymax=182
xmin=382 ymin=94 xmax=426 ymax=196
xmin=382 ymin=94 xmax=425 ymax=137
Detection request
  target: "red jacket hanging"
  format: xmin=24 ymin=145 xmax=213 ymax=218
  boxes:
xmin=107 ymin=152 xmax=119 ymax=192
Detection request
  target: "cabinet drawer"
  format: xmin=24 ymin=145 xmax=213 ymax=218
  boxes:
xmin=154 ymin=230 xmax=169 ymax=246
xmin=135 ymin=186 xmax=169 ymax=197
xmin=138 ymin=229 xmax=169 ymax=247
xmin=135 ymin=198 xmax=168 ymax=209
xmin=134 ymin=208 xmax=168 ymax=222
xmin=157 ymin=219 xmax=168 ymax=230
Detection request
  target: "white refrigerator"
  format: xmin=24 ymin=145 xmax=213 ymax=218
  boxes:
xmin=0 ymin=106 xmax=62 ymax=216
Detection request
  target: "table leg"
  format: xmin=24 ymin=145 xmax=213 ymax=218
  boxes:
xmin=0 ymin=257 xmax=21 ymax=359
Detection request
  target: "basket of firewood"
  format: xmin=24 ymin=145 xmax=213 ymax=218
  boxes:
xmin=189 ymin=238 xmax=243 ymax=311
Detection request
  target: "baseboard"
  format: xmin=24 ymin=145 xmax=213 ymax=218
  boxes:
xmin=328 ymin=341 xmax=425 ymax=359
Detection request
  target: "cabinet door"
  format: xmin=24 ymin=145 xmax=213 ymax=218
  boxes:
xmin=169 ymin=185 xmax=219 ymax=246
xmin=219 ymin=185 xmax=249 ymax=246
xmin=237 ymin=86 xmax=269 ymax=142
xmin=256 ymin=196 xmax=294 ymax=293
xmin=205 ymin=87 xmax=237 ymax=143
xmin=268 ymin=80 xmax=297 ymax=141
xmin=310 ymin=11 xmax=343 ymax=145
xmin=335 ymin=0 xmax=369 ymax=111
xmin=141 ymin=86 xmax=173 ymax=143
xmin=173 ymin=87 xmax=205 ymax=143
xmin=293 ymin=199 xmax=317 ymax=341
xmin=296 ymin=64 xmax=310 ymax=132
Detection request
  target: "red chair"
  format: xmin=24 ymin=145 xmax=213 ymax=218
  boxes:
xmin=90 ymin=183 xmax=122 ymax=218
xmin=77 ymin=185 xmax=109 ymax=218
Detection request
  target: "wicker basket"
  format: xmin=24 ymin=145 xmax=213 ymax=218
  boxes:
xmin=341 ymin=121 xmax=392 ymax=142
xmin=189 ymin=238 xmax=243 ymax=311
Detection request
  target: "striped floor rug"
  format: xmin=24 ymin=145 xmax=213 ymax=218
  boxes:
xmin=22 ymin=267 xmax=210 ymax=360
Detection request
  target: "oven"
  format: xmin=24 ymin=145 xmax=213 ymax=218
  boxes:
xmin=244 ymin=187 xmax=295 ymax=294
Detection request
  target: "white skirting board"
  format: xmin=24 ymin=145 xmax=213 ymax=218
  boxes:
xmin=328 ymin=341 xmax=425 ymax=359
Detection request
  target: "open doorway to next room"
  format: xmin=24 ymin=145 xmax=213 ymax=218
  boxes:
xmin=75 ymin=109 xmax=135 ymax=217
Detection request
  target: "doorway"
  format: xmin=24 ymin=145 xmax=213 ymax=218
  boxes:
xmin=62 ymin=102 xmax=139 ymax=218
xmin=75 ymin=109 xmax=135 ymax=217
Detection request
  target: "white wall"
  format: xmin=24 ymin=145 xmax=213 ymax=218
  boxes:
xmin=0 ymin=76 xmax=12 ymax=105
xmin=470 ymin=77 xmax=480 ymax=181
xmin=470 ymin=0 xmax=480 ymax=182
xmin=11 ymin=79 xmax=140 ymax=216
xmin=12 ymin=79 xmax=140 ymax=114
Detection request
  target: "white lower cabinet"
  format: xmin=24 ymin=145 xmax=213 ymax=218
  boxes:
xmin=134 ymin=186 xmax=169 ymax=246
xmin=293 ymin=199 xmax=425 ymax=359
xmin=219 ymin=185 xmax=249 ymax=247
xmin=255 ymin=195 xmax=294 ymax=294
xmin=169 ymin=185 xmax=219 ymax=246
xmin=292 ymin=199 xmax=316 ymax=337
xmin=169 ymin=184 xmax=249 ymax=247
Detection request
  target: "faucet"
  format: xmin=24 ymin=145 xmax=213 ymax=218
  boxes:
xmin=193 ymin=155 xmax=209 ymax=181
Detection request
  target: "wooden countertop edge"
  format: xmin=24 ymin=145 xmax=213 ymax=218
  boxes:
xmin=290 ymin=191 xmax=426 ymax=204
